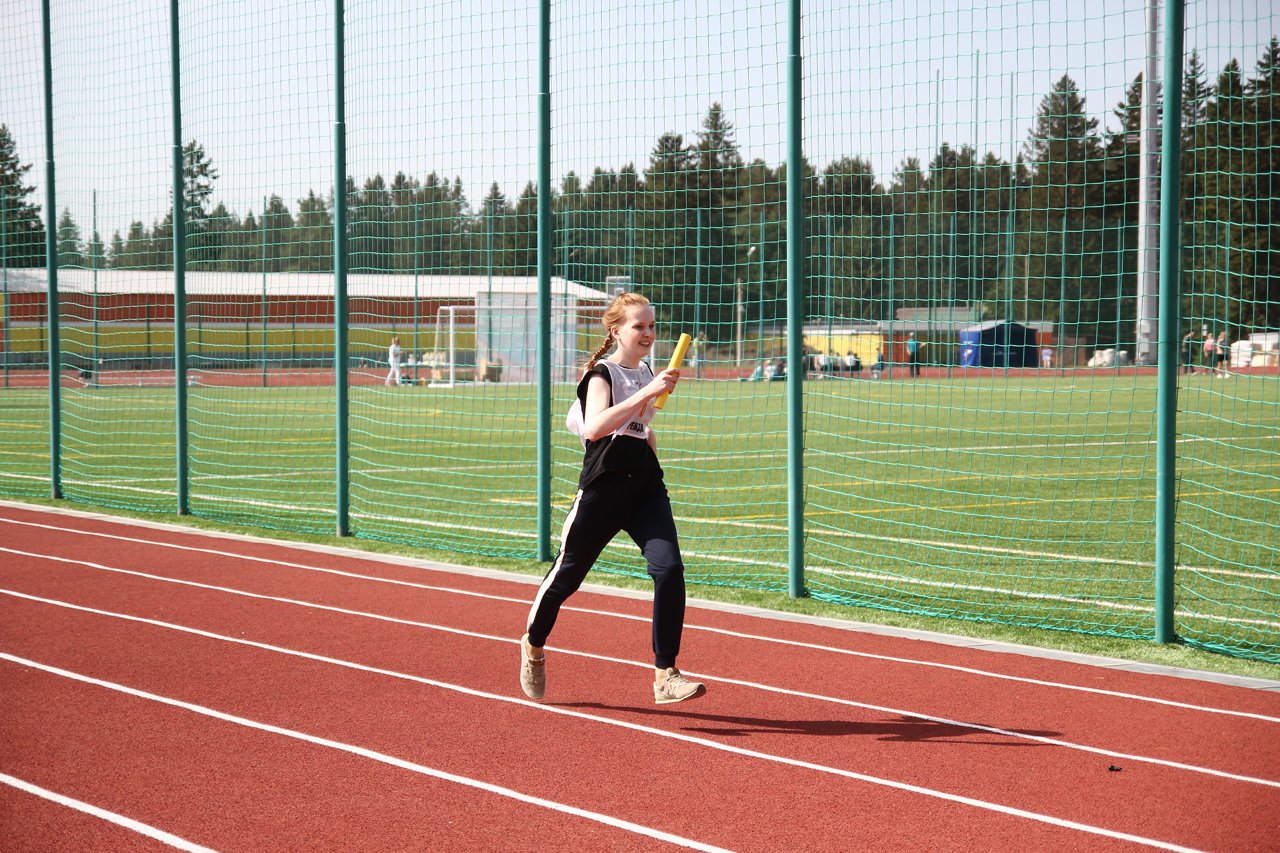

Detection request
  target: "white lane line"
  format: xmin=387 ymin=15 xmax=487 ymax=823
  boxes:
xmin=0 ymin=648 xmax=1207 ymax=853
xmin=0 ymin=656 xmax=730 ymax=853
xmin=3 ymin=583 xmax=1277 ymax=791
xmin=0 ymin=771 xmax=218 ymax=853
xmin=0 ymin=523 xmax=1274 ymax=724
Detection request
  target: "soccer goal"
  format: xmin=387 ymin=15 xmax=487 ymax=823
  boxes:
xmin=423 ymin=305 xmax=477 ymax=387
xmin=428 ymin=293 xmax=596 ymax=386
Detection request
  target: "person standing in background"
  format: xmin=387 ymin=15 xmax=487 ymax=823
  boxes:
xmin=907 ymin=334 xmax=921 ymax=378
xmin=386 ymin=336 xmax=402 ymax=387
xmin=1215 ymin=331 xmax=1231 ymax=378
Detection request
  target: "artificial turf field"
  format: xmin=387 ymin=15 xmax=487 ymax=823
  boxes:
xmin=1 ymin=368 xmax=1276 ymax=659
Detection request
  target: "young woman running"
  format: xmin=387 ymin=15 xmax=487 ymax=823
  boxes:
xmin=520 ymin=292 xmax=706 ymax=705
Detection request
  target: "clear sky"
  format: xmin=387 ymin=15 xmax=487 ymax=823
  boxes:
xmin=1 ymin=0 xmax=1275 ymax=244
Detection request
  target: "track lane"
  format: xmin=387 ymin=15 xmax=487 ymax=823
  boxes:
xmin=1 ymin=580 xmax=1273 ymax=851
xmin=0 ymin=606 xmax=1145 ymax=853
xmin=0 ymin=778 xmax=197 ymax=853
xmin=4 ymin=503 xmax=1279 ymax=852
xmin=0 ymin=658 xmax=734 ymax=853
xmin=2 ymin=528 xmax=1277 ymax=786
xmin=2 ymin=506 xmax=1274 ymax=720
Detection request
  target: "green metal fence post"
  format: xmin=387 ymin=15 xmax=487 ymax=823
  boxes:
xmin=334 ymin=0 xmax=350 ymax=536
xmin=1154 ymin=0 xmax=1185 ymax=644
xmin=40 ymin=0 xmax=61 ymax=499
xmin=1004 ymin=72 xmax=1015 ymax=378
xmin=535 ymin=0 xmax=552 ymax=561
xmin=171 ymin=0 xmax=189 ymax=514
xmin=261 ymin=195 xmax=268 ymax=387
xmin=413 ymin=200 xmax=420 ymax=372
xmin=930 ymin=70 xmax=940 ymax=373
xmin=786 ymin=0 xmax=806 ymax=598
xmin=2 ymin=186 xmax=8 ymax=389
xmin=92 ymin=191 xmax=99 ymax=385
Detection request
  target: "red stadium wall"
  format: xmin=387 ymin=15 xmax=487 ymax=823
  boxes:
xmin=6 ymin=292 xmax=472 ymax=325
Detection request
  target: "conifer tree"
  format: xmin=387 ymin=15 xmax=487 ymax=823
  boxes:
xmin=478 ymin=182 xmax=513 ymax=276
xmin=107 ymin=231 xmax=124 ymax=268
xmin=509 ymin=182 xmax=539 ymax=277
xmin=57 ymin=208 xmax=84 ymax=268
xmin=0 ymin=125 xmax=46 ymax=267
xmin=689 ymin=104 xmax=745 ymax=335
xmin=1241 ymin=39 xmax=1280 ymax=329
xmin=86 ymin=226 xmax=105 ymax=271
xmin=1022 ymin=75 xmax=1108 ymax=334
xmin=290 ymin=191 xmax=331 ymax=272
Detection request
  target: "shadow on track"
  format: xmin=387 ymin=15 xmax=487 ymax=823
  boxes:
xmin=558 ymin=703 xmax=1061 ymax=744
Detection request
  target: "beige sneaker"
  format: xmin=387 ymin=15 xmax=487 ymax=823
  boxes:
xmin=519 ymin=634 xmax=545 ymax=700
xmin=654 ymin=667 xmax=706 ymax=705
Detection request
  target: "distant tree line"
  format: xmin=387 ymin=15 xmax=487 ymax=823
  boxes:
xmin=3 ymin=37 xmax=1277 ymax=344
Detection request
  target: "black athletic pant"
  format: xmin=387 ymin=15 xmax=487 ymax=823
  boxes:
xmin=526 ymin=470 xmax=686 ymax=669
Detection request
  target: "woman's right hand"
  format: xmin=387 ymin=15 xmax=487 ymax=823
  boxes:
xmin=646 ymin=368 xmax=680 ymax=399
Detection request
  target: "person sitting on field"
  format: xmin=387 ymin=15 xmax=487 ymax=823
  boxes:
xmin=813 ymin=352 xmax=828 ymax=378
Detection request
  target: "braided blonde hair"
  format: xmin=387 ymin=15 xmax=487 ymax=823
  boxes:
xmin=583 ymin=292 xmax=650 ymax=372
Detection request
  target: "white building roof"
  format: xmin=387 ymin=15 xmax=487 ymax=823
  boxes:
xmin=0 ymin=268 xmax=610 ymax=302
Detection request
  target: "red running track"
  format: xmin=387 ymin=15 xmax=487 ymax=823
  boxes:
xmin=0 ymin=501 xmax=1278 ymax=852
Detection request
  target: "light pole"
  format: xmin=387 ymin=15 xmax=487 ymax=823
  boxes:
xmin=744 ymin=245 xmax=757 ymax=365
xmin=736 ymin=278 xmax=745 ymax=367
xmin=2 ymin=186 xmax=7 ymax=389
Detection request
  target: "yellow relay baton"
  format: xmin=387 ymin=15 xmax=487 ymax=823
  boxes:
xmin=654 ymin=333 xmax=692 ymax=410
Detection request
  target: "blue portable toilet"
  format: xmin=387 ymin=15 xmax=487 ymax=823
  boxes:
xmin=959 ymin=321 xmax=1038 ymax=367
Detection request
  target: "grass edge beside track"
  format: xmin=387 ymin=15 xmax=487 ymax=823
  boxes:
xmin=4 ymin=494 xmax=1279 ymax=685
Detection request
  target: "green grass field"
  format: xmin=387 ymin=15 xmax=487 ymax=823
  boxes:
xmin=2 ymin=371 xmax=1276 ymax=661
